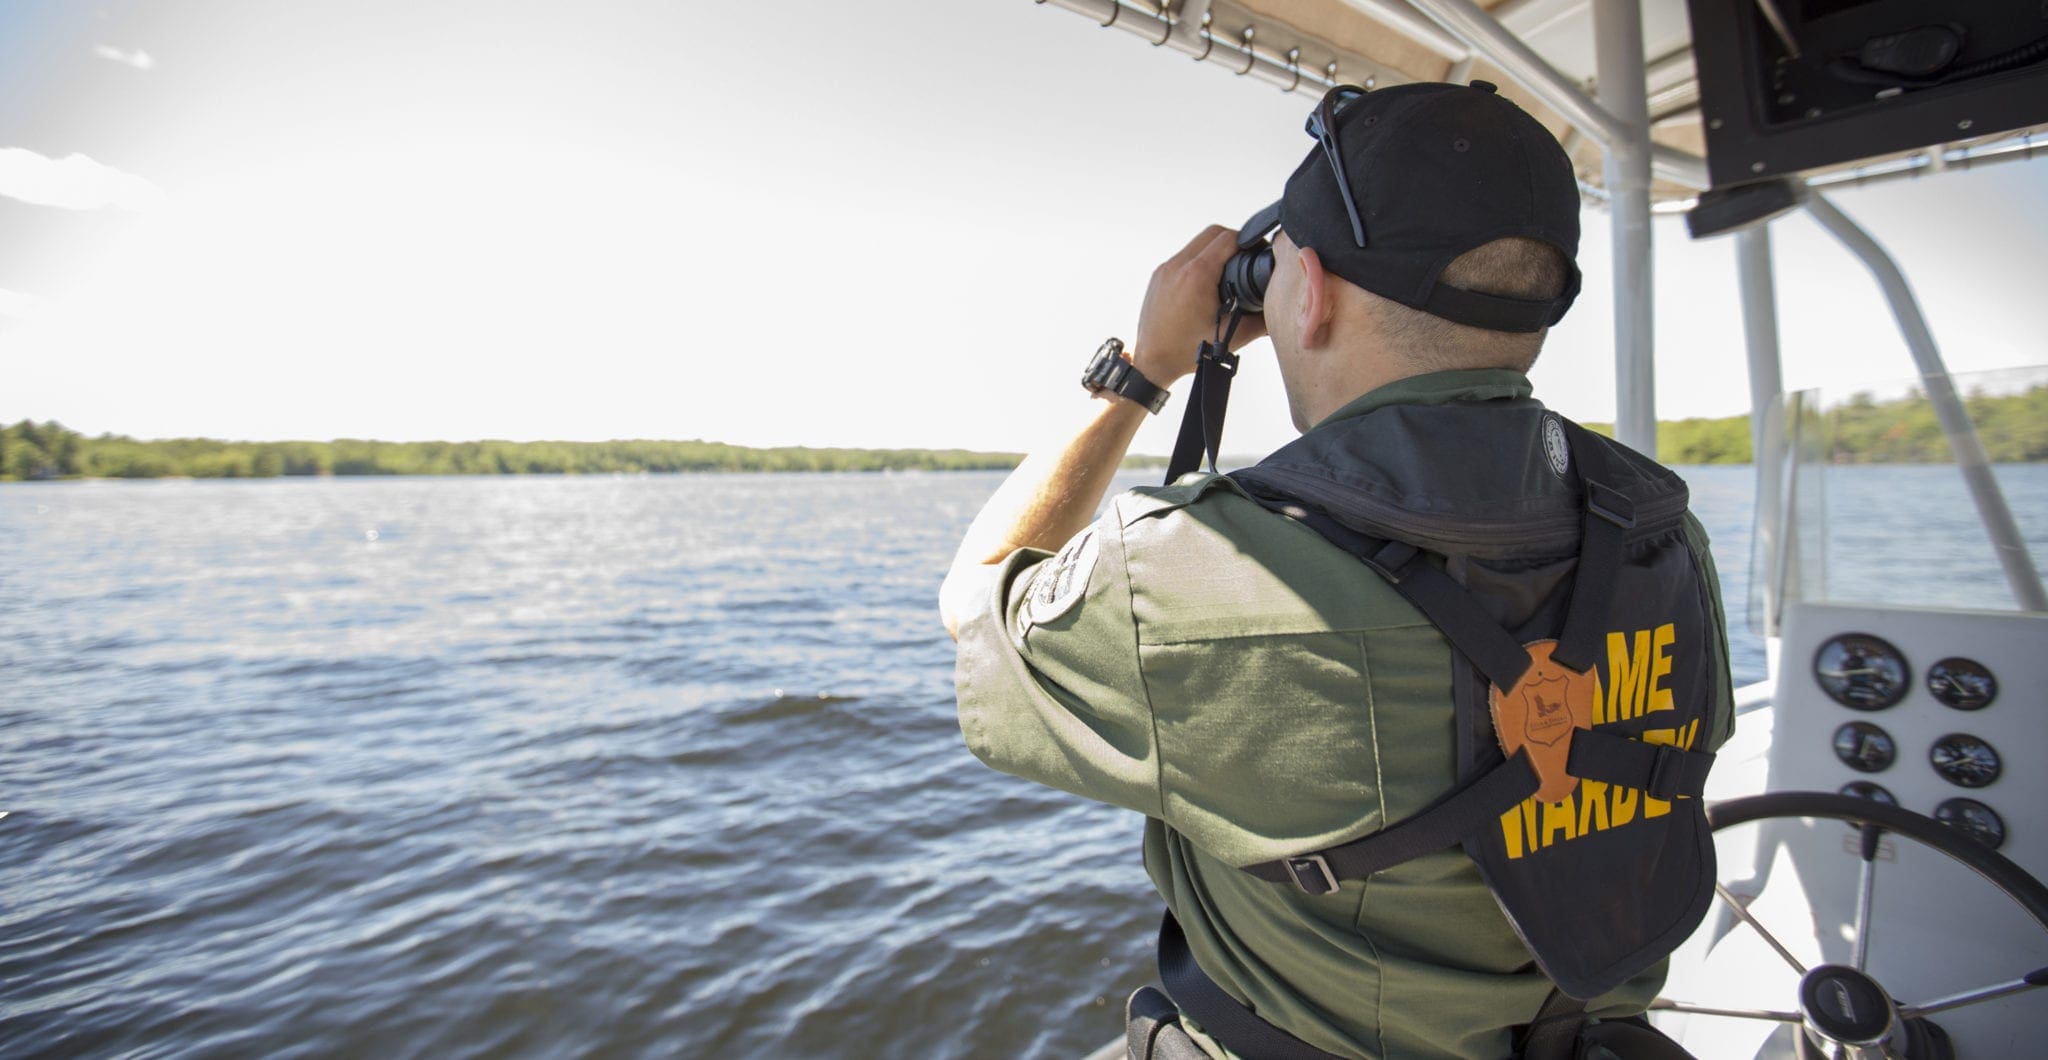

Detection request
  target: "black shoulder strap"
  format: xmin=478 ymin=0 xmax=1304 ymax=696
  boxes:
xmin=1240 ymin=732 xmax=1714 ymax=895
xmin=1156 ymin=911 xmax=1346 ymax=1060
xmin=1241 ymin=752 xmax=1541 ymax=894
xmin=1551 ymin=422 xmax=1630 ymax=674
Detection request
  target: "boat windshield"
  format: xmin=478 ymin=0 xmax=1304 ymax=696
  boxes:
xmin=1760 ymin=365 xmax=2048 ymax=621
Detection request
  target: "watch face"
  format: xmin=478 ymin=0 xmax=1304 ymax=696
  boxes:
xmin=1927 ymin=657 xmax=1997 ymax=711
xmin=1833 ymin=721 xmax=1896 ymax=773
xmin=1082 ymin=340 xmax=1122 ymax=391
xmin=1934 ymin=798 xmax=2005 ymax=850
xmin=1838 ymin=781 xmax=1896 ymax=806
xmin=1929 ymin=733 xmax=2001 ymax=788
xmin=1814 ymin=633 xmax=1909 ymax=711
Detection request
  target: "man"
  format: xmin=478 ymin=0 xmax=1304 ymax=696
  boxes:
xmin=940 ymin=81 xmax=1733 ymax=1059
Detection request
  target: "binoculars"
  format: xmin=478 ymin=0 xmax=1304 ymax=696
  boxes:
xmin=1217 ymin=200 xmax=1282 ymax=314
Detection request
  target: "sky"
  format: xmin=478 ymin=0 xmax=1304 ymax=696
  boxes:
xmin=2 ymin=0 xmax=2044 ymax=458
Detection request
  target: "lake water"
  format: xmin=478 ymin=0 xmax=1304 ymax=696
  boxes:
xmin=1 ymin=465 xmax=2040 ymax=1057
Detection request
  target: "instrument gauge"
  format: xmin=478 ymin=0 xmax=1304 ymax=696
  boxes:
xmin=1929 ymin=733 xmax=2000 ymax=788
xmin=1927 ymin=657 xmax=1997 ymax=711
xmin=1814 ymin=633 xmax=1909 ymax=711
xmin=1833 ymin=722 xmax=1896 ymax=773
xmin=1837 ymin=781 xmax=1896 ymax=806
xmin=1933 ymin=798 xmax=2006 ymax=850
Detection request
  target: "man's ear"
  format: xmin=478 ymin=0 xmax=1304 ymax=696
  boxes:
xmin=1295 ymin=245 xmax=1335 ymax=349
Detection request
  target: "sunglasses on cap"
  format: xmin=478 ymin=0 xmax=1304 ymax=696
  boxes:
xmin=1305 ymin=84 xmax=1369 ymax=248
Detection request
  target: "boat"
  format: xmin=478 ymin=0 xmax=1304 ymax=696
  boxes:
xmin=1023 ymin=2 xmax=2048 ymax=1056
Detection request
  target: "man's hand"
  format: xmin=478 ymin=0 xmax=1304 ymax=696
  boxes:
xmin=1131 ymin=225 xmax=1269 ymax=387
xmin=940 ymin=224 xmax=1268 ymax=641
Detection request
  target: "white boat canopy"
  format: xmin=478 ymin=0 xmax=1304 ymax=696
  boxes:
xmin=1036 ymin=0 xmax=2048 ymax=611
xmin=1035 ymin=0 xmax=2047 ymax=205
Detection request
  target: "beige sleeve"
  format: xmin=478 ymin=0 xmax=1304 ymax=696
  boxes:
xmin=952 ymin=513 xmax=1164 ymax=819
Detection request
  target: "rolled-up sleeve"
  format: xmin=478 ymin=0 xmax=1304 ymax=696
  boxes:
xmin=953 ymin=514 xmax=1163 ymax=819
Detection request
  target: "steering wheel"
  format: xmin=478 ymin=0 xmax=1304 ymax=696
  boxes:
xmin=1649 ymin=793 xmax=2048 ymax=1058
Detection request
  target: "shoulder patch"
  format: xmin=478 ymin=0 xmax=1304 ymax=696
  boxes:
xmin=1021 ymin=524 xmax=1101 ymax=628
xmin=1541 ymin=414 xmax=1570 ymax=479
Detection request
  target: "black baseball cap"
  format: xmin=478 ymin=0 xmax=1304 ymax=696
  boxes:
xmin=1278 ymin=80 xmax=1583 ymax=333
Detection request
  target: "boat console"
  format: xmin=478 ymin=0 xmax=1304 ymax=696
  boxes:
xmin=1657 ymin=373 xmax=2048 ymax=1057
xmin=1660 ymin=598 xmax=2048 ymax=1058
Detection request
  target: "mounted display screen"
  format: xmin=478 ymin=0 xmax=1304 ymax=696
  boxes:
xmin=1687 ymin=0 xmax=2048 ymax=187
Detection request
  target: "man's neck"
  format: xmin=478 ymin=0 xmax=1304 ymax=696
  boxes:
xmin=1295 ymin=352 xmax=1422 ymax=430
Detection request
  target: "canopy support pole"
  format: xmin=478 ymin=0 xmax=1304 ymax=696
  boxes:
xmin=1736 ymin=225 xmax=1786 ymax=636
xmin=1803 ymin=192 xmax=2048 ymax=612
xmin=1593 ymin=0 xmax=1655 ymax=455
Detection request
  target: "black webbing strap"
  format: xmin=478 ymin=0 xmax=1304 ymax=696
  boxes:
xmin=1568 ymin=729 xmax=1716 ymax=801
xmin=1240 ymin=735 xmax=1716 ymax=895
xmin=1282 ymin=506 xmax=1532 ymax=693
xmin=1157 ymin=911 xmax=1347 ymax=1060
xmin=1242 ymin=752 xmax=1542 ymax=894
xmin=1516 ymin=986 xmax=1590 ymax=1060
xmin=1163 ymin=313 xmax=1246 ymax=484
xmin=1550 ymin=424 xmax=1631 ymax=674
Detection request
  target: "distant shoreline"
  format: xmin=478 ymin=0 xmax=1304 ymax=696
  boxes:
xmin=5 ymin=385 xmax=2043 ymax=480
xmin=0 ymin=422 xmax=1032 ymax=481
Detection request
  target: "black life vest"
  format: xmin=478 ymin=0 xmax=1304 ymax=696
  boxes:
xmin=1225 ymin=399 xmax=1724 ymax=1001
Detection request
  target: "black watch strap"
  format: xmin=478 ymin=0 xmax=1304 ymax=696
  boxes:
xmin=1081 ymin=338 xmax=1170 ymax=415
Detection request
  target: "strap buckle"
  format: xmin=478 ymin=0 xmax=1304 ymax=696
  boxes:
xmin=1584 ymin=482 xmax=1636 ymax=529
xmin=1283 ymin=853 xmax=1340 ymax=896
xmin=1645 ymin=743 xmax=1686 ymax=801
xmin=1197 ymin=340 xmax=1240 ymax=374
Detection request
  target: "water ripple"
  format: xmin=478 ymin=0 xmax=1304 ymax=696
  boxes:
xmin=0 ymin=468 xmax=1809 ymax=1057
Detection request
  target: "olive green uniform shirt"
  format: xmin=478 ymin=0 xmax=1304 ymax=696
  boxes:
xmin=954 ymin=370 xmax=1734 ymax=1059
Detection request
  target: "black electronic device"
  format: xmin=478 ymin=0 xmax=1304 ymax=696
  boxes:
xmin=1686 ymin=0 xmax=2048 ymax=188
xmin=1081 ymin=338 xmax=1170 ymax=415
xmin=1933 ymin=797 xmax=2005 ymax=849
xmin=1833 ymin=720 xmax=1896 ymax=772
xmin=1838 ymin=780 xmax=1896 ymax=805
xmin=1218 ymin=201 xmax=1281 ymax=313
xmin=1814 ymin=632 xmax=1909 ymax=711
xmin=1927 ymin=656 xmax=1997 ymax=710
xmin=1929 ymin=732 xmax=2001 ymax=788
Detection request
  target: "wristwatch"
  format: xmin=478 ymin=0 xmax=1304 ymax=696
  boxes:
xmin=1081 ymin=338 xmax=1169 ymax=414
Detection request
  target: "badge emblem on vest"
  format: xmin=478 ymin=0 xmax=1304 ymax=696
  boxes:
xmin=1489 ymin=639 xmax=1597 ymax=803
xmin=1541 ymin=415 xmax=1570 ymax=479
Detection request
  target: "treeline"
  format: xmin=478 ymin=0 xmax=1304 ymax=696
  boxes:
xmin=1584 ymin=384 xmax=2048 ymax=466
xmin=7 ymin=385 xmax=2043 ymax=481
xmin=0 ymin=422 xmax=1023 ymax=480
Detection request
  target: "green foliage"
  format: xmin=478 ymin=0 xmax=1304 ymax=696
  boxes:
xmin=1580 ymin=415 xmax=1751 ymax=463
xmin=7 ymin=387 xmax=2042 ymax=482
xmin=1582 ymin=385 xmax=2048 ymax=465
xmin=0 ymin=419 xmax=1023 ymax=480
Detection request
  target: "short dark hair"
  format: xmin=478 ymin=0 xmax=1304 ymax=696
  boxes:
xmin=1379 ymin=237 xmax=1572 ymax=372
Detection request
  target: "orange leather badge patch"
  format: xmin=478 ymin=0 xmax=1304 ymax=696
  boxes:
xmin=1489 ymin=639 xmax=1597 ymax=804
